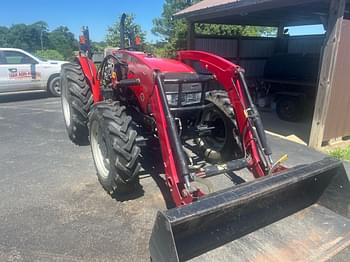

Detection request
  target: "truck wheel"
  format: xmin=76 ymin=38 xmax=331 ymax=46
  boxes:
xmin=61 ymin=63 xmax=93 ymax=145
xmin=89 ymin=101 xmax=141 ymax=195
xmin=276 ymin=96 xmax=302 ymax=122
xmin=196 ymin=91 xmax=243 ymax=163
xmin=47 ymin=74 xmax=61 ymax=97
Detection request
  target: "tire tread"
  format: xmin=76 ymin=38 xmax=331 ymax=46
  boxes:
xmin=89 ymin=101 xmax=141 ymax=194
xmin=61 ymin=62 xmax=93 ymax=145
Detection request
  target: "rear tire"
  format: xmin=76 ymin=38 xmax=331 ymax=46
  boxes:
xmin=196 ymin=91 xmax=242 ymax=163
xmin=89 ymin=101 xmax=141 ymax=195
xmin=276 ymin=96 xmax=302 ymax=122
xmin=61 ymin=63 xmax=93 ymax=145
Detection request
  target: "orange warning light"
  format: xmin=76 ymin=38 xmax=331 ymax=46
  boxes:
xmin=135 ymin=35 xmax=141 ymax=46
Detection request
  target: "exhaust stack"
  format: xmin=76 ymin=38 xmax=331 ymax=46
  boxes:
xmin=120 ymin=13 xmax=126 ymax=50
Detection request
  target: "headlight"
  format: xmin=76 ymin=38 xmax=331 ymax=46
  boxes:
xmin=166 ymin=92 xmax=202 ymax=106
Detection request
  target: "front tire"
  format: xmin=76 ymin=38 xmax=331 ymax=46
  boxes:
xmin=89 ymin=101 xmax=141 ymax=195
xmin=196 ymin=91 xmax=242 ymax=163
xmin=61 ymin=63 xmax=93 ymax=145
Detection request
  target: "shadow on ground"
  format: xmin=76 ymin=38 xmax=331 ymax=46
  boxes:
xmin=0 ymin=91 xmax=51 ymax=103
xmin=139 ymin=146 xmax=176 ymax=209
xmin=260 ymin=110 xmax=312 ymax=144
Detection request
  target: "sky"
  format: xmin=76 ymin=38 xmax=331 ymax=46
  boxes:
xmin=0 ymin=0 xmax=325 ymax=43
xmin=0 ymin=0 xmax=165 ymax=43
xmin=287 ymin=25 xmax=325 ymax=36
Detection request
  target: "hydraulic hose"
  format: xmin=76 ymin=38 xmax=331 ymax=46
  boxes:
xmin=238 ymin=71 xmax=272 ymax=156
xmin=155 ymin=72 xmax=191 ymax=185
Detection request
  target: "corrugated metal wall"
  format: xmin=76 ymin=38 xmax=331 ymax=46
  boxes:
xmin=195 ymin=38 xmax=238 ymax=58
xmin=195 ymin=37 xmax=275 ymax=78
xmin=239 ymin=39 xmax=275 ymax=57
xmin=288 ymin=35 xmax=324 ymax=54
xmin=323 ymin=19 xmax=350 ymax=141
xmin=194 ymin=36 xmax=324 ymax=78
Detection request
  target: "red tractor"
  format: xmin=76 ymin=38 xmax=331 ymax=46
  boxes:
xmin=60 ymin=17 xmax=348 ymax=262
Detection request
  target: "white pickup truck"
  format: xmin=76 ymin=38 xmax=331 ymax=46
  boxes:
xmin=0 ymin=48 xmax=67 ymax=96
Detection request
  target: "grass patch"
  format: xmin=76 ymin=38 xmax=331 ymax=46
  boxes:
xmin=329 ymin=146 xmax=350 ymax=161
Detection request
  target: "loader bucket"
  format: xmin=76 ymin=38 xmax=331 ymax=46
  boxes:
xmin=149 ymin=157 xmax=350 ymax=261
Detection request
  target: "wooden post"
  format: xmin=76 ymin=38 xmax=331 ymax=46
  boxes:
xmin=236 ymin=37 xmax=240 ymax=64
xmin=277 ymin=24 xmax=285 ymax=38
xmin=308 ymin=0 xmax=345 ymax=149
xmin=187 ymin=22 xmax=195 ymax=50
xmin=275 ymin=24 xmax=288 ymax=54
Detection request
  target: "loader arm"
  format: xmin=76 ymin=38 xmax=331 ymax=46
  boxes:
xmin=178 ymin=51 xmax=270 ymax=177
xmin=150 ymin=74 xmax=202 ymax=205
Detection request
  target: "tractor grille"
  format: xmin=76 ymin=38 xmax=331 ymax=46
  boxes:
xmin=162 ymin=73 xmax=209 ymax=107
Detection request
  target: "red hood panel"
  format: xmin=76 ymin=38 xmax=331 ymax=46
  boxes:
xmin=117 ymin=50 xmax=195 ymax=73
xmin=141 ymin=57 xmax=195 ymax=73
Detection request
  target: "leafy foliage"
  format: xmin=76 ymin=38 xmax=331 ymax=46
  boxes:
xmin=106 ymin=13 xmax=146 ymax=48
xmin=330 ymin=146 xmax=350 ymax=161
xmin=196 ymin=24 xmax=277 ymax=37
xmin=152 ymin=0 xmax=196 ymax=57
xmin=2 ymin=21 xmax=49 ymax=52
xmin=92 ymin=41 xmax=107 ymax=52
xmin=48 ymin=26 xmax=78 ymax=60
xmin=0 ymin=22 xmax=77 ymax=60
xmin=152 ymin=0 xmax=195 ymax=40
xmin=0 ymin=26 xmax=9 ymax=47
xmin=152 ymin=0 xmax=277 ymax=57
xmin=34 ymin=49 xmax=65 ymax=61
xmin=105 ymin=13 xmax=157 ymax=54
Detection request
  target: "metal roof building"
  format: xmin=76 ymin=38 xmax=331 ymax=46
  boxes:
xmin=176 ymin=0 xmax=350 ymax=149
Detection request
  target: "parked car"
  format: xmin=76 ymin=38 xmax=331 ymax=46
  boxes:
xmin=0 ymin=48 xmax=67 ymax=96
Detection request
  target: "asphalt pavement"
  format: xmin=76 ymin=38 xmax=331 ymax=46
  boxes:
xmin=0 ymin=92 xmax=166 ymax=261
xmin=0 ymin=91 xmax=349 ymax=261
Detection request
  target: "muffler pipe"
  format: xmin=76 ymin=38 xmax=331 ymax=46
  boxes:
xmin=120 ymin=13 xmax=126 ymax=50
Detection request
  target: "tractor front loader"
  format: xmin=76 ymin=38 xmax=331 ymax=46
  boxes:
xmin=60 ymin=21 xmax=350 ymax=261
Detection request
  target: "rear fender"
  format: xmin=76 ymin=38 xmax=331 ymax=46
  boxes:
xmin=76 ymin=56 xmax=101 ymax=102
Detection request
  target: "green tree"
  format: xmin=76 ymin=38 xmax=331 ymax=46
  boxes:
xmin=6 ymin=24 xmax=30 ymax=51
xmin=195 ymin=23 xmax=276 ymax=37
xmin=152 ymin=0 xmax=196 ymax=40
xmin=152 ymin=0 xmax=277 ymax=57
xmin=27 ymin=21 xmax=49 ymax=51
xmin=34 ymin=49 xmax=65 ymax=61
xmin=91 ymin=41 xmax=107 ymax=53
xmin=0 ymin=26 xmax=9 ymax=47
xmin=48 ymin=26 xmax=78 ymax=60
xmin=0 ymin=22 xmax=76 ymax=60
xmin=106 ymin=13 xmax=146 ymax=48
xmin=4 ymin=21 xmax=49 ymax=52
xmin=152 ymin=0 xmax=195 ymax=57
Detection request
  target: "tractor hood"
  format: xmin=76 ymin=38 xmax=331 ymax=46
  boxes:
xmin=116 ymin=50 xmax=196 ymax=74
xmin=141 ymin=57 xmax=195 ymax=73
